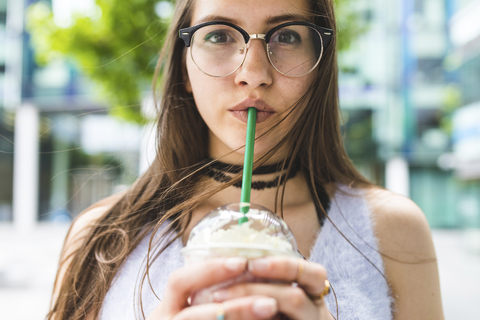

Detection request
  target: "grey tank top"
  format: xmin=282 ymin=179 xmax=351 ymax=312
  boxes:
xmin=100 ymin=185 xmax=393 ymax=319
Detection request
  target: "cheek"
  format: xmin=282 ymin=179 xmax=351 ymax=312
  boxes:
xmin=274 ymin=77 xmax=312 ymax=108
xmin=186 ymin=58 xmax=216 ymax=96
xmin=186 ymin=60 xmax=222 ymax=128
xmin=186 ymin=57 xmax=233 ymax=107
xmin=277 ymin=70 xmax=315 ymax=95
xmin=186 ymin=60 xmax=209 ymax=113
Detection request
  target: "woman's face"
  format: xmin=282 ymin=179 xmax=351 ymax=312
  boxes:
xmin=185 ymin=0 xmax=316 ymax=164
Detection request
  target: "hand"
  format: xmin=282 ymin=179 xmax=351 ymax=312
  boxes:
xmin=146 ymin=257 xmax=280 ymax=320
xmin=211 ymin=256 xmax=333 ymax=320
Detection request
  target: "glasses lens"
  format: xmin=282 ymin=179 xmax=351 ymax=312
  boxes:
xmin=267 ymin=25 xmax=323 ymax=77
xmin=191 ymin=24 xmax=246 ymax=77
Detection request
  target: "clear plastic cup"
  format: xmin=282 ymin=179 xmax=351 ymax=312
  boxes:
xmin=181 ymin=203 xmax=301 ymax=305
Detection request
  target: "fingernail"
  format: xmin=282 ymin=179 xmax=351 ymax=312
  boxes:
xmin=248 ymin=258 xmax=270 ymax=272
xmin=225 ymin=257 xmax=247 ymax=271
xmin=212 ymin=289 xmax=228 ymax=302
xmin=252 ymin=298 xmax=277 ymax=317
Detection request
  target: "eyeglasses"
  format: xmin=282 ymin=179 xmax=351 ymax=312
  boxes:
xmin=179 ymin=21 xmax=333 ymax=78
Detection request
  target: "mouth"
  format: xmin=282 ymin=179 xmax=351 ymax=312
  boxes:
xmin=228 ymin=99 xmax=276 ymax=124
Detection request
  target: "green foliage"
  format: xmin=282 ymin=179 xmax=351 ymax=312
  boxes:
xmin=27 ymin=0 xmax=171 ymax=123
xmin=335 ymin=0 xmax=368 ymax=53
xmin=342 ymin=110 xmax=377 ymax=161
xmin=26 ymin=0 xmax=363 ymax=123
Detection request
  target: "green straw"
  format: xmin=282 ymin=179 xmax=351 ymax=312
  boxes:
xmin=239 ymin=107 xmax=257 ymax=224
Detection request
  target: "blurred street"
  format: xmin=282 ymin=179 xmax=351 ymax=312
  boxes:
xmin=0 ymin=224 xmax=479 ymax=319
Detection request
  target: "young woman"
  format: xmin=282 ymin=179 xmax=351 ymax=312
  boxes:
xmin=48 ymin=0 xmax=444 ymax=319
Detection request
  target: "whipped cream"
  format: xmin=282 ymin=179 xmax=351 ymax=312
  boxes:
xmin=186 ymin=219 xmax=293 ymax=252
xmin=182 ymin=208 xmax=300 ymax=262
xmin=207 ymin=220 xmax=293 ymax=251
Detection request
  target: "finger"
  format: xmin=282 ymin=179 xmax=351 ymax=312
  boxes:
xmin=211 ymin=282 xmax=320 ymax=320
xmin=163 ymin=257 xmax=247 ymax=311
xmin=247 ymin=256 xmax=327 ymax=294
xmin=173 ymin=296 xmax=278 ymax=320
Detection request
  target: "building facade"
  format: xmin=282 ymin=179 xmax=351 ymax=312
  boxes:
xmin=338 ymin=0 xmax=480 ymax=236
xmin=2 ymin=0 xmax=141 ymax=229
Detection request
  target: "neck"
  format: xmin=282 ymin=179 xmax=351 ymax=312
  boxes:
xmin=201 ymin=168 xmax=311 ymax=212
xmin=206 ymin=157 xmax=294 ymax=173
xmin=202 ymin=156 xmax=306 ymax=206
xmin=187 ymin=165 xmax=332 ymax=258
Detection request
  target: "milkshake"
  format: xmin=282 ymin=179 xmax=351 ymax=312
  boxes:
xmin=182 ymin=203 xmax=301 ymax=305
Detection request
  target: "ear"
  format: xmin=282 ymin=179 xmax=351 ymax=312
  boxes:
xmin=184 ymin=75 xmax=192 ymax=93
xmin=183 ymin=56 xmax=192 ymax=93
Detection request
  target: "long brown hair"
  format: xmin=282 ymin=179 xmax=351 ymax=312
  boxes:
xmin=47 ymin=0 xmax=371 ymax=319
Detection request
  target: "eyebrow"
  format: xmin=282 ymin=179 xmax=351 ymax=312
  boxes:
xmin=266 ymin=13 xmax=312 ymax=24
xmin=193 ymin=15 xmax=238 ymax=25
xmin=193 ymin=13 xmax=311 ymax=27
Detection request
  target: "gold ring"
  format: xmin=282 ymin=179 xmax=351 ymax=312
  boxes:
xmin=216 ymin=303 xmax=225 ymax=320
xmin=295 ymin=258 xmax=305 ymax=283
xmin=309 ymin=279 xmax=331 ymax=301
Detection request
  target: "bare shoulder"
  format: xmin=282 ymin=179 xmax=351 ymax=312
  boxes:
xmin=366 ymin=187 xmax=426 ymax=223
xmin=366 ymin=188 xmax=434 ymax=259
xmin=65 ymin=192 xmax=124 ymax=250
xmin=365 ymin=187 xmax=444 ymax=320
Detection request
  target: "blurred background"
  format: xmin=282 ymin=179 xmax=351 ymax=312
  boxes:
xmin=0 ymin=0 xmax=479 ymax=319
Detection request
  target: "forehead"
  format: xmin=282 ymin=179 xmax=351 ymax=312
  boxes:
xmin=190 ymin=0 xmax=312 ymax=29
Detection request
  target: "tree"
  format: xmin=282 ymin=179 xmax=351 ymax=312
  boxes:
xmin=27 ymin=0 xmax=365 ymax=123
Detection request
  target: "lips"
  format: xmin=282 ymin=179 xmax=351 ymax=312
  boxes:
xmin=228 ymin=99 xmax=276 ymax=123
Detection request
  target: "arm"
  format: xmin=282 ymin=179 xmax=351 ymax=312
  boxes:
xmin=49 ymin=193 xmax=123 ymax=319
xmin=49 ymin=207 xmax=106 ymax=320
xmin=368 ymin=189 xmax=444 ymax=320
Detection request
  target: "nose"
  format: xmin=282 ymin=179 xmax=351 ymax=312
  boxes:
xmin=234 ymin=39 xmax=273 ymax=88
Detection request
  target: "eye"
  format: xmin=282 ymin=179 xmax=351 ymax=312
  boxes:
xmin=271 ymin=29 xmax=302 ymax=45
xmin=204 ymin=29 xmax=236 ymax=44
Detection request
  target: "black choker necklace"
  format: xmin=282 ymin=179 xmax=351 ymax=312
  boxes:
xmin=205 ymin=158 xmax=299 ymax=190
